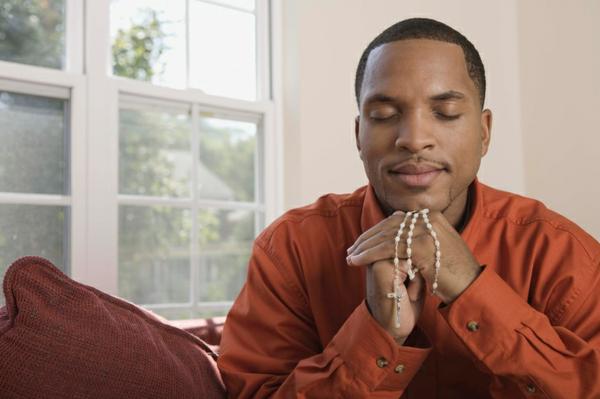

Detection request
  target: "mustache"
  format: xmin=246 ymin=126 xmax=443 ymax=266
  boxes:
xmin=390 ymin=155 xmax=450 ymax=170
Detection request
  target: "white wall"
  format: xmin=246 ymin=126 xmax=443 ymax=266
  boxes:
xmin=280 ymin=0 xmax=600 ymax=240
xmin=518 ymin=0 xmax=600 ymax=239
xmin=281 ymin=0 xmax=525 ymax=210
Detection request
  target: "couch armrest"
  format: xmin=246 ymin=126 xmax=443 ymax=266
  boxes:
xmin=170 ymin=316 xmax=225 ymax=346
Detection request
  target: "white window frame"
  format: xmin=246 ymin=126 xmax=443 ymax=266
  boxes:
xmin=0 ymin=0 xmax=284 ymax=317
xmin=0 ymin=0 xmax=87 ymax=280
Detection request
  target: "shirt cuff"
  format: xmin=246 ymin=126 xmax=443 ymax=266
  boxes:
xmin=440 ymin=266 xmax=534 ymax=360
xmin=331 ymin=300 xmax=431 ymax=392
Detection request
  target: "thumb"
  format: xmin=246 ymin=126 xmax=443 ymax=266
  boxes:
xmin=406 ymin=271 xmax=425 ymax=303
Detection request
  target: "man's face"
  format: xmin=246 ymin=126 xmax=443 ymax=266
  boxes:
xmin=355 ymin=39 xmax=492 ymax=220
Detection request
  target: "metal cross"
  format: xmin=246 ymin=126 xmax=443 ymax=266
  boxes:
xmin=386 ymin=280 xmax=404 ymax=328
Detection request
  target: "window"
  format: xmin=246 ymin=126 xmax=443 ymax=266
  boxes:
xmin=0 ymin=0 xmax=66 ymax=69
xmin=117 ymin=98 xmax=263 ymax=318
xmin=0 ymin=86 xmax=71 ymax=278
xmin=110 ymin=0 xmax=258 ymax=100
xmin=0 ymin=0 xmax=279 ymax=318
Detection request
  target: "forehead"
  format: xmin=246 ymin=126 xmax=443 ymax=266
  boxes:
xmin=361 ymin=39 xmax=477 ymax=104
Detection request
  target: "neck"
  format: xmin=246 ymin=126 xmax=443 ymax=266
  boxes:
xmin=452 ymin=186 xmax=473 ymax=232
xmin=379 ymin=185 xmax=473 ymax=231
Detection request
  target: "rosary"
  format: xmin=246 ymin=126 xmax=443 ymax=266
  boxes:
xmin=386 ymin=209 xmax=441 ymax=328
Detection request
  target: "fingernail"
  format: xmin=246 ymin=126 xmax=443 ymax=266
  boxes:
xmin=346 ymin=256 xmax=352 ymax=265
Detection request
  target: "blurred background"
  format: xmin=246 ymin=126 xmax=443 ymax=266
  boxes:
xmin=0 ymin=0 xmax=598 ymax=320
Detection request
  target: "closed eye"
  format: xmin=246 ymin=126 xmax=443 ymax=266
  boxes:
xmin=370 ymin=112 xmax=399 ymax=121
xmin=434 ymin=111 xmax=461 ymax=121
xmin=368 ymin=105 xmax=399 ymax=121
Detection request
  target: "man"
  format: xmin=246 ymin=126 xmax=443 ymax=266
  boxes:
xmin=217 ymin=18 xmax=600 ymax=398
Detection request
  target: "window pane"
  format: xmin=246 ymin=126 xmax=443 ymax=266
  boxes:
xmin=119 ymin=205 xmax=191 ymax=305
xmin=0 ymin=91 xmax=68 ymax=194
xmin=111 ymin=0 xmax=186 ymax=88
xmin=119 ymin=107 xmax=192 ymax=197
xmin=198 ymin=116 xmax=257 ymax=202
xmin=0 ymin=0 xmax=65 ymax=69
xmin=189 ymin=1 xmax=256 ymax=100
xmin=196 ymin=209 xmax=254 ymax=304
xmin=0 ymin=204 xmax=69 ymax=305
xmin=205 ymin=0 xmax=255 ymax=12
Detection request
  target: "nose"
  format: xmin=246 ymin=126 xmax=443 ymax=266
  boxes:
xmin=394 ymin=110 xmax=435 ymax=153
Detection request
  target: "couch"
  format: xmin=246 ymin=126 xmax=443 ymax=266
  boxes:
xmin=0 ymin=256 xmax=228 ymax=398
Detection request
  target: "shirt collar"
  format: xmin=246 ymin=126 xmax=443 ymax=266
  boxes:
xmin=360 ymin=184 xmax=386 ymax=233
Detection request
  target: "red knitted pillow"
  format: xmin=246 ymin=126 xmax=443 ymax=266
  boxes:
xmin=0 ymin=257 xmax=226 ymax=399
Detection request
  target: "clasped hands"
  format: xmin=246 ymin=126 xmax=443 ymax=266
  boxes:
xmin=346 ymin=210 xmax=482 ymax=344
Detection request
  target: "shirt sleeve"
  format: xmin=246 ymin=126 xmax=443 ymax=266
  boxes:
xmin=217 ymin=242 xmax=431 ymax=398
xmin=439 ymin=261 xmax=600 ymax=398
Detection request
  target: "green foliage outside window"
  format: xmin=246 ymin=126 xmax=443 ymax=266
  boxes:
xmin=0 ymin=0 xmax=65 ymax=69
xmin=113 ymin=9 xmax=258 ymax=318
xmin=0 ymin=4 xmax=259 ymax=315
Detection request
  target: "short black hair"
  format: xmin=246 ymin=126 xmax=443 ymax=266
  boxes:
xmin=355 ymin=18 xmax=486 ymax=108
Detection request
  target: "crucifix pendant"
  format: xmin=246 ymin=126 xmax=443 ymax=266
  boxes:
xmin=386 ymin=279 xmax=403 ymax=328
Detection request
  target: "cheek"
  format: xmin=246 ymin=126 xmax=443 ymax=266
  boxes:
xmin=441 ymin=122 xmax=481 ymax=163
xmin=448 ymin=137 xmax=483 ymax=179
xmin=359 ymin=130 xmax=391 ymax=162
xmin=359 ymin=145 xmax=388 ymax=183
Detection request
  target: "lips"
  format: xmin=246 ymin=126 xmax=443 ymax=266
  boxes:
xmin=388 ymin=162 xmax=445 ymax=188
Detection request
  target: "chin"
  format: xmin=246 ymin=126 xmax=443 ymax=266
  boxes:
xmin=384 ymin=188 xmax=449 ymax=214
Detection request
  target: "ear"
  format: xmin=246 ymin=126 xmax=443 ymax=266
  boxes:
xmin=479 ymin=109 xmax=492 ymax=157
xmin=354 ymin=115 xmax=363 ymax=160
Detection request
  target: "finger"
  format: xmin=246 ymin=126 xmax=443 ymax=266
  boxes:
xmin=347 ymin=211 xmax=406 ymax=254
xmin=396 ymin=232 xmax=434 ymax=260
xmin=351 ymin=225 xmax=430 ymax=258
xmin=396 ymin=260 xmax=409 ymax=283
xmin=348 ymin=213 xmax=415 ymax=257
xmin=348 ymin=229 xmax=393 ymax=258
xmin=347 ymin=224 xmax=385 ymax=255
xmin=349 ymin=229 xmax=434 ymax=267
xmin=425 ymin=210 xmax=454 ymax=234
xmin=347 ymin=241 xmax=394 ymax=266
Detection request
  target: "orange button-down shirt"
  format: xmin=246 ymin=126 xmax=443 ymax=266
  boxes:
xmin=218 ymin=180 xmax=600 ymax=398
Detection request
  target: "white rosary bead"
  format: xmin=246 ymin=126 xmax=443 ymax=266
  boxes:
xmin=389 ymin=208 xmax=443 ymax=326
xmin=421 ymin=209 xmax=441 ymax=295
xmin=406 ymin=212 xmax=420 ymax=280
xmin=390 ymin=212 xmax=411 ymax=328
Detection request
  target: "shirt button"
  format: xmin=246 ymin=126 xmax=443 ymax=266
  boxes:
xmin=394 ymin=364 xmax=405 ymax=373
xmin=467 ymin=321 xmax=479 ymax=331
xmin=526 ymin=383 xmax=536 ymax=393
xmin=376 ymin=357 xmax=388 ymax=368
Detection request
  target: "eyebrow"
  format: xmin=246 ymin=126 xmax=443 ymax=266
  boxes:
xmin=430 ymin=90 xmax=466 ymax=102
xmin=362 ymin=90 xmax=466 ymax=106
xmin=363 ymin=94 xmax=396 ymax=105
